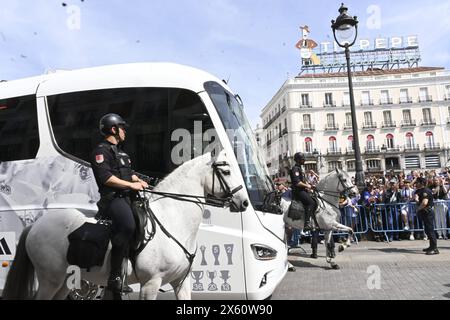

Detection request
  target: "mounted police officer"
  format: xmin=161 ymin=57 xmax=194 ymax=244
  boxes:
xmin=90 ymin=113 xmax=148 ymax=300
xmin=290 ymin=152 xmax=316 ymax=231
xmin=415 ymin=177 xmax=439 ymax=255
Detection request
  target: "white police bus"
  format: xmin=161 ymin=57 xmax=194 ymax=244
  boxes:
xmin=0 ymin=63 xmax=287 ymax=300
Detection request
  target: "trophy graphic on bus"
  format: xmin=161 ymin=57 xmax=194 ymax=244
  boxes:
xmin=191 ymin=271 xmax=204 ymax=292
xmin=224 ymin=244 xmax=234 ymax=265
xmin=212 ymin=244 xmax=220 ymax=265
xmin=207 ymin=271 xmax=218 ymax=291
xmin=220 ymin=270 xmax=231 ymax=292
xmin=200 ymin=245 xmax=207 ymax=266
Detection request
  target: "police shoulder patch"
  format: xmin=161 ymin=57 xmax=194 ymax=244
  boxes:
xmin=95 ymin=154 xmax=104 ymax=164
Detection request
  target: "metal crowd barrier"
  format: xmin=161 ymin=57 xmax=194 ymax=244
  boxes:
xmin=287 ymin=200 xmax=450 ymax=246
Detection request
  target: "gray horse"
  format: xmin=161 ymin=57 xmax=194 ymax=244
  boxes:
xmin=281 ymin=169 xmax=359 ymax=269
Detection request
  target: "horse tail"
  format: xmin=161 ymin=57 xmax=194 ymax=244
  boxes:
xmin=2 ymin=226 xmax=35 ymax=300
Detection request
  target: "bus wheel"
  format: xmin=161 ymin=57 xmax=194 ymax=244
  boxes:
xmin=68 ymin=280 xmax=104 ymax=300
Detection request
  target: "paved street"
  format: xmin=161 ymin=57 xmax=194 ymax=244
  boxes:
xmin=273 ymin=240 xmax=450 ymax=300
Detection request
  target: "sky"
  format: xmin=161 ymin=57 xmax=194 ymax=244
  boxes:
xmin=1 ymin=0 xmax=450 ymax=128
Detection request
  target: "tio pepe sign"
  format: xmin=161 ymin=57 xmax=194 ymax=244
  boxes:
xmin=320 ymin=35 xmax=419 ymax=53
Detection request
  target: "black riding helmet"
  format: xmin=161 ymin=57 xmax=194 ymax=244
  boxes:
xmin=294 ymin=152 xmax=306 ymax=163
xmin=99 ymin=113 xmax=129 ymax=136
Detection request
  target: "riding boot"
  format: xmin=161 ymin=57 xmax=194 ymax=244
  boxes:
xmin=104 ymin=246 xmax=132 ymax=300
xmin=310 ymin=247 xmax=318 ymax=259
xmin=303 ymin=207 xmax=313 ymax=231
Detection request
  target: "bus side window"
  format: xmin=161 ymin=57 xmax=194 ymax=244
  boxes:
xmin=0 ymin=95 xmax=40 ymax=162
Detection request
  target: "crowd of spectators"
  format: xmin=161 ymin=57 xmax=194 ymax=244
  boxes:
xmin=278 ymin=167 xmax=450 ymax=244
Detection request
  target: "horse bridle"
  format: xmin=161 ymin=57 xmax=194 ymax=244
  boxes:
xmin=208 ymin=161 xmax=244 ymax=206
xmin=314 ymin=169 xmax=356 ymax=210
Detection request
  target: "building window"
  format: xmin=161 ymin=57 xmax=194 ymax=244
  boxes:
xmin=383 ymin=111 xmax=392 ymax=124
xmin=0 ymin=95 xmax=40 ymax=161
xmin=347 ymin=160 xmax=355 ymax=171
xmin=364 ymin=112 xmax=373 ymax=124
xmin=329 ymin=136 xmax=338 ymax=151
xmin=328 ymin=161 xmax=343 ymax=173
xmin=403 ymin=110 xmax=412 ymax=123
xmin=303 ymin=114 xmax=312 ymax=128
xmin=425 ymin=155 xmax=441 ymax=169
xmin=362 ymin=91 xmax=371 ymax=105
xmin=381 ymin=90 xmax=390 ymax=104
xmin=327 ymin=114 xmax=336 ymax=127
xmin=419 ymin=87 xmax=429 ymax=102
xmin=400 ymin=89 xmax=409 ymax=103
xmin=367 ymin=135 xmax=375 ymax=150
xmin=406 ymin=132 xmax=415 ymax=148
xmin=305 ymin=137 xmax=313 ymax=153
xmin=367 ymin=160 xmax=381 ymax=170
xmin=325 ymin=93 xmax=333 ymax=106
xmin=422 ymin=108 xmax=432 ymax=123
xmin=343 ymin=92 xmax=350 ymax=106
xmin=345 ymin=113 xmax=352 ymax=126
xmin=386 ymin=134 xmax=395 ymax=149
xmin=301 ymin=94 xmax=310 ymax=107
xmin=347 ymin=136 xmax=354 ymax=151
xmin=426 ymin=131 xmax=435 ymax=146
xmin=405 ymin=156 xmax=420 ymax=169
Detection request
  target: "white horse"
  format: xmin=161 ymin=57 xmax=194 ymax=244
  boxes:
xmin=2 ymin=150 xmax=249 ymax=300
xmin=282 ymin=169 xmax=359 ymax=269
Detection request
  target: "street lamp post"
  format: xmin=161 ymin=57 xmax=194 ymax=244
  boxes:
xmin=331 ymin=3 xmax=365 ymax=191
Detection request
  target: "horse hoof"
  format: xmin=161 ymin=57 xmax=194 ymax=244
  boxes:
xmin=332 ymin=264 xmax=340 ymax=270
xmin=338 ymin=245 xmax=344 ymax=253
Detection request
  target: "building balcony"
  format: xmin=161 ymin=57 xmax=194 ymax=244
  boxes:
xmin=382 ymin=146 xmax=401 ymax=153
xmin=381 ymin=121 xmax=397 ymax=129
xmin=401 ymin=120 xmax=417 ymax=128
xmin=263 ymin=111 xmax=281 ymax=129
xmin=300 ymin=103 xmax=313 ymax=109
xmin=447 ymin=117 xmax=450 ymax=125
xmin=327 ymin=148 xmax=343 ymax=156
xmin=282 ymin=128 xmax=288 ymax=136
xmin=301 ymin=125 xmax=315 ymax=133
xmin=424 ymin=143 xmax=441 ymax=151
xmin=323 ymin=101 xmax=337 ymax=108
xmin=399 ymin=98 xmax=413 ymax=104
xmin=343 ymin=123 xmax=353 ymax=130
xmin=266 ymin=139 xmax=272 ymax=147
xmin=404 ymin=144 xmax=420 ymax=152
xmin=362 ymin=122 xmax=377 ymax=130
xmin=380 ymin=98 xmax=394 ymax=105
xmin=365 ymin=147 xmax=381 ymax=154
xmin=342 ymin=101 xmax=351 ymax=107
xmin=420 ymin=119 xmax=437 ymax=127
xmin=346 ymin=148 xmax=355 ymax=155
xmin=418 ymin=95 xmax=433 ymax=103
xmin=281 ymin=106 xmax=287 ymax=113
xmin=360 ymin=100 xmax=375 ymax=106
xmin=444 ymin=95 xmax=450 ymax=101
xmin=324 ymin=124 xmax=339 ymax=132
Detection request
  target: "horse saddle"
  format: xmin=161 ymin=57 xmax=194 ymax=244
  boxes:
xmin=288 ymin=197 xmax=319 ymax=222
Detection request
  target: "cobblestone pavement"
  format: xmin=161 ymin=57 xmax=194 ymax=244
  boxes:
xmin=272 ymin=240 xmax=450 ymax=300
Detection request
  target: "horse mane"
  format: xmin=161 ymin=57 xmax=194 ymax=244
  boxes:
xmin=153 ymin=153 xmax=211 ymax=192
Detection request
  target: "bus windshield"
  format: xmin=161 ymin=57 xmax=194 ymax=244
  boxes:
xmin=204 ymin=81 xmax=274 ymax=211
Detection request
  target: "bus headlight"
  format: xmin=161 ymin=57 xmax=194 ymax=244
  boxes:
xmin=251 ymin=244 xmax=277 ymax=261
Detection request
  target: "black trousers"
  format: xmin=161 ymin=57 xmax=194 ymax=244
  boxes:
xmin=295 ymin=190 xmax=315 ymax=210
xmin=419 ymin=209 xmax=437 ymax=249
xmin=104 ymin=197 xmax=136 ymax=278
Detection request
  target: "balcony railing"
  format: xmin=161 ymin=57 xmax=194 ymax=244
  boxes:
xmin=282 ymin=128 xmax=288 ymax=136
xmin=301 ymin=125 xmax=315 ymax=132
xmin=342 ymin=101 xmax=351 ymax=107
xmin=300 ymin=103 xmax=313 ymax=108
xmin=327 ymin=148 xmax=342 ymax=156
xmin=404 ymin=144 xmax=420 ymax=152
xmin=380 ymin=98 xmax=394 ymax=105
xmin=343 ymin=123 xmax=353 ymax=130
xmin=418 ymin=95 xmax=433 ymax=103
xmin=399 ymin=98 xmax=413 ymax=104
xmin=323 ymin=101 xmax=337 ymax=108
xmin=381 ymin=121 xmax=397 ymax=128
xmin=324 ymin=124 xmax=339 ymax=131
xmin=346 ymin=148 xmax=355 ymax=155
xmin=365 ymin=147 xmax=381 ymax=154
xmin=361 ymin=100 xmax=375 ymax=106
xmin=444 ymin=95 xmax=450 ymax=101
xmin=424 ymin=143 xmax=441 ymax=151
xmin=266 ymin=139 xmax=272 ymax=147
xmin=401 ymin=120 xmax=417 ymax=128
xmin=281 ymin=106 xmax=287 ymax=113
xmin=447 ymin=117 xmax=450 ymax=125
xmin=420 ymin=119 xmax=437 ymax=126
xmin=383 ymin=146 xmax=401 ymax=153
xmin=362 ymin=122 xmax=377 ymax=130
xmin=263 ymin=111 xmax=281 ymax=129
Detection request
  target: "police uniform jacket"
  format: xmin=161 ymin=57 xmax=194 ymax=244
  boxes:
xmin=290 ymin=164 xmax=307 ymax=199
xmin=415 ymin=187 xmax=434 ymax=212
xmin=90 ymin=140 xmax=134 ymax=197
